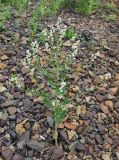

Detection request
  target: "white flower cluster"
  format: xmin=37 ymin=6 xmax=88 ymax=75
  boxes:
xmin=40 ymin=17 xmax=79 ymax=61
xmin=70 ymin=40 xmax=80 ymax=60
xmin=59 ymin=81 xmax=66 ymax=92
xmin=10 ymin=74 xmax=24 ymax=88
xmin=25 ymin=41 xmax=39 ymax=67
xmin=40 ymin=17 xmax=67 ymax=48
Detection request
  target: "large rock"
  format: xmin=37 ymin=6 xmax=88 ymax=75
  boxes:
xmin=52 ymin=146 xmax=64 ymax=160
xmin=75 ymin=143 xmax=85 ymax=152
xmin=27 ymin=140 xmax=45 ymax=152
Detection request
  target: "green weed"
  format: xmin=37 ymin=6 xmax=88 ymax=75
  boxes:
xmin=75 ymin=0 xmax=100 ymax=15
xmin=0 ymin=5 xmax=12 ymax=30
xmin=104 ymin=2 xmax=118 ymax=13
xmin=65 ymin=28 xmax=77 ymax=40
xmin=102 ymin=14 xmax=117 ymax=22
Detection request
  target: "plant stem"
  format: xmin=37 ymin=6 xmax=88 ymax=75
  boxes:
xmin=55 ymin=122 xmax=58 ymax=146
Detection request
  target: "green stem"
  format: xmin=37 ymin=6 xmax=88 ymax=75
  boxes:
xmin=54 ymin=47 xmax=59 ymax=80
xmin=55 ymin=122 xmax=58 ymax=146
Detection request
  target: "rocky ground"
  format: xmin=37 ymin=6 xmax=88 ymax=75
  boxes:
xmin=0 ymin=1 xmax=119 ymax=160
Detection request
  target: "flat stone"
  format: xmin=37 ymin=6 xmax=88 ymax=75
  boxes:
xmin=8 ymin=107 xmax=17 ymax=115
xmin=64 ymin=122 xmax=77 ymax=130
xmin=76 ymin=143 xmax=85 ymax=152
xmin=9 ymin=114 xmax=16 ymax=121
xmin=32 ymin=122 xmax=40 ymax=131
xmin=97 ymin=124 xmax=105 ymax=132
xmin=13 ymin=153 xmax=24 ymax=160
xmin=1 ymin=100 xmax=14 ymax=107
xmin=0 ymin=74 xmax=8 ymax=82
xmin=13 ymin=92 xmax=22 ymax=99
xmin=23 ymin=98 xmax=32 ymax=109
xmin=47 ymin=116 xmax=54 ymax=127
xmin=1 ymin=149 xmax=14 ymax=160
xmin=5 ymin=92 xmax=13 ymax=99
xmin=21 ymin=67 xmax=29 ymax=74
xmin=109 ymin=87 xmax=118 ymax=96
xmin=100 ymin=104 xmax=109 ymax=115
xmin=105 ymin=100 xmax=114 ymax=111
xmin=102 ymin=152 xmax=111 ymax=160
xmin=96 ymin=94 xmax=106 ymax=102
xmin=1 ymin=55 xmax=9 ymax=60
xmin=17 ymin=131 xmax=30 ymax=149
xmin=60 ymin=130 xmax=70 ymax=144
xmin=95 ymin=134 xmax=103 ymax=144
xmin=27 ymin=140 xmax=45 ymax=152
xmin=52 ymin=146 xmax=64 ymax=160
xmin=76 ymin=106 xmax=81 ymax=116
xmin=8 ymin=129 xmax=17 ymax=139
xmin=0 ymin=112 xmax=8 ymax=120
xmin=0 ymin=84 xmax=7 ymax=92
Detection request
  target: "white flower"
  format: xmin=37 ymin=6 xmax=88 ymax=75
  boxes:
xmin=26 ymin=49 xmax=31 ymax=55
xmin=45 ymin=42 xmax=49 ymax=49
xmin=59 ymin=82 xmax=66 ymax=91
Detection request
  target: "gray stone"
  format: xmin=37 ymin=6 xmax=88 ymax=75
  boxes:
xmin=27 ymin=140 xmax=45 ymax=152
xmin=47 ymin=116 xmax=54 ymax=127
xmin=76 ymin=143 xmax=85 ymax=152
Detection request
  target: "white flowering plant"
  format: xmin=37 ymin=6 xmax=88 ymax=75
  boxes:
xmin=24 ymin=17 xmax=80 ymax=145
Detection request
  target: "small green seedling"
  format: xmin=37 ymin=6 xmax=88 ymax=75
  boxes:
xmin=65 ymin=28 xmax=76 ymax=40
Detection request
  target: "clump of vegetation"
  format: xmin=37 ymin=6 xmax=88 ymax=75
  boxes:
xmin=102 ymin=2 xmax=119 ymax=22
xmin=102 ymin=14 xmax=117 ymax=22
xmin=75 ymin=0 xmax=100 ymax=15
xmin=0 ymin=4 xmax=12 ymax=30
xmin=104 ymin=2 xmax=118 ymax=13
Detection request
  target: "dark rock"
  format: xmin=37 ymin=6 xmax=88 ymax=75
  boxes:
xmin=13 ymin=92 xmax=22 ymax=99
xmin=52 ymin=146 xmax=64 ymax=160
xmin=47 ymin=116 xmax=54 ymax=127
xmin=17 ymin=131 xmax=30 ymax=149
xmin=76 ymin=143 xmax=86 ymax=152
xmin=60 ymin=130 xmax=70 ymax=144
xmin=1 ymin=148 xmax=14 ymax=160
xmin=96 ymin=94 xmax=106 ymax=102
xmin=97 ymin=124 xmax=105 ymax=132
xmin=114 ymin=101 xmax=119 ymax=108
xmin=95 ymin=135 xmax=103 ymax=144
xmin=27 ymin=140 xmax=45 ymax=152
xmin=13 ymin=153 xmax=24 ymax=160
xmin=87 ymin=138 xmax=94 ymax=145
xmin=28 ymin=150 xmax=34 ymax=158
xmin=1 ymin=100 xmax=14 ymax=108
xmin=23 ymin=98 xmax=32 ymax=109
xmin=8 ymin=129 xmax=17 ymax=139
xmin=9 ymin=114 xmax=16 ymax=120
